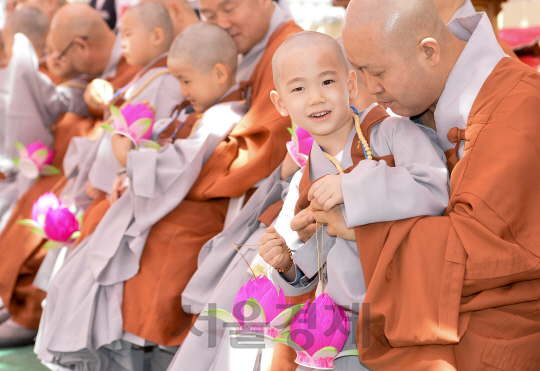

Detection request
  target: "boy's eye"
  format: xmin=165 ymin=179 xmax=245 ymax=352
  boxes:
xmin=373 ymin=71 xmax=384 ymax=77
xmin=291 ymin=86 xmax=304 ymax=92
xmin=322 ymin=79 xmax=335 ymax=86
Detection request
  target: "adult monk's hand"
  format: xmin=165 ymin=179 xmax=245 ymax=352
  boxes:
xmin=109 ymin=173 xmax=127 ymax=205
xmin=290 ymin=207 xmax=319 ymax=242
xmin=313 ymin=205 xmax=356 ymax=241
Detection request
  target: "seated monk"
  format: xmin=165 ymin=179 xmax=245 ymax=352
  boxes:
xmin=305 ymin=0 xmax=540 ymax=369
xmin=0 ymin=3 xmax=140 ymax=348
xmin=37 ymin=21 xmax=250 ymax=370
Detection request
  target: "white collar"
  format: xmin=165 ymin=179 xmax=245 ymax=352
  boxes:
xmin=449 ymin=0 xmax=476 ymax=23
xmin=434 ymin=12 xmax=505 ymax=153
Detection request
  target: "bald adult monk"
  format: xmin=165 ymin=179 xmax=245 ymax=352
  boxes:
xmin=15 ymin=0 xmax=66 ymax=21
xmin=0 ymin=3 xmax=139 ymax=348
xmin=301 ymin=0 xmax=540 ymax=370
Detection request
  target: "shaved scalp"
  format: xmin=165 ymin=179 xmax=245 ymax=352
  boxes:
xmin=5 ymin=6 xmax=49 ymax=51
xmin=170 ymin=21 xmax=237 ymax=74
xmin=343 ymin=0 xmax=449 ymax=58
xmin=272 ymin=31 xmax=349 ymax=88
xmin=124 ymin=2 xmax=173 ymax=46
xmin=51 ymin=3 xmax=111 ymax=43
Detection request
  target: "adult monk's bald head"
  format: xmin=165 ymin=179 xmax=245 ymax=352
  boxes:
xmin=142 ymin=0 xmax=199 ymax=38
xmin=50 ymin=3 xmax=117 ymax=76
xmin=199 ymin=0 xmax=275 ymax=54
xmin=343 ymin=0 xmax=465 ymax=117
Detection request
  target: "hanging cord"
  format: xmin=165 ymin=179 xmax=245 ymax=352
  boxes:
xmin=231 ymin=237 xmax=284 ymax=280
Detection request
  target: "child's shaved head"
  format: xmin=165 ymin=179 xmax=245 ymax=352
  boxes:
xmin=272 ymin=31 xmax=349 ymax=89
xmin=4 ymin=6 xmax=49 ymax=57
xmin=124 ymin=2 xmax=173 ymax=47
xmin=169 ymin=21 xmax=237 ymax=75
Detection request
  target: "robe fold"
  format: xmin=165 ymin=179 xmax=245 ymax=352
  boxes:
xmin=0 ymin=45 xmax=140 ymax=329
xmin=353 ymin=17 xmax=540 ymax=371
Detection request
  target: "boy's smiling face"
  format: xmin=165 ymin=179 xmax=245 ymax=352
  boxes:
xmin=272 ymin=45 xmax=358 ymax=141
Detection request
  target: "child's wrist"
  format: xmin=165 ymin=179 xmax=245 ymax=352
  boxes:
xmin=276 ymin=245 xmax=294 ymax=273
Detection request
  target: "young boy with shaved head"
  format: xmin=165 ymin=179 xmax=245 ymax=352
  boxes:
xmin=37 ymin=21 xmax=248 ymax=371
xmin=0 ymin=3 xmax=140 ymax=348
xmin=245 ymin=31 xmax=449 ymax=371
xmin=311 ymin=0 xmax=540 ymax=369
xmin=144 ymin=0 xmax=200 ymax=39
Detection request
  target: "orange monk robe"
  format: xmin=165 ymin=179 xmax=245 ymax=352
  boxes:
xmin=353 ymin=55 xmax=540 ymax=371
xmin=120 ymin=20 xmax=302 ymax=347
xmin=0 ymin=56 xmax=140 ymax=330
xmin=38 ymin=61 xmax=63 ymax=86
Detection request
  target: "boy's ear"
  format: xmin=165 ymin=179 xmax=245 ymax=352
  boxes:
xmin=151 ymin=27 xmax=166 ymax=47
xmin=348 ymin=69 xmax=359 ymax=100
xmin=213 ymin=63 xmax=230 ymax=84
xmin=270 ymin=90 xmax=289 ymax=117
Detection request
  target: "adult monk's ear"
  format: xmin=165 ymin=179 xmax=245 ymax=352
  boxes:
xmin=417 ymin=38 xmax=441 ymax=67
xmin=213 ymin=63 xmax=229 ymax=84
xmin=270 ymin=90 xmax=289 ymax=117
xmin=347 ymin=69 xmax=359 ymax=100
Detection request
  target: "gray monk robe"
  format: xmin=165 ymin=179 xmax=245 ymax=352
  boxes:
xmin=270 ymin=104 xmax=449 ymax=371
xmin=170 ymin=165 xmax=293 ymax=371
xmin=33 ymin=53 xmax=182 ymax=292
xmin=37 ymin=89 xmax=247 ymax=371
xmin=0 ymin=33 xmax=89 ymax=229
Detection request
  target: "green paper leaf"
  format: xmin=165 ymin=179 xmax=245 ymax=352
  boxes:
xmin=13 ymin=158 xmax=20 ymax=167
xmin=138 ymin=140 xmax=161 ymax=150
xmin=272 ymin=333 xmax=305 ymax=352
xmin=204 ymin=309 xmax=240 ymax=326
xmin=43 ymin=240 xmax=63 ymax=250
xmin=312 ymin=346 xmax=338 ymax=360
xmin=109 ymin=105 xmax=122 ymax=117
xmin=101 ymin=124 xmax=115 ymax=133
xmin=17 ymin=219 xmax=40 ymax=228
xmin=70 ymin=231 xmax=81 ymax=240
xmin=286 ymin=126 xmax=299 ymax=145
xmin=14 ymin=141 xmax=27 ymax=157
xmin=31 ymin=148 xmax=49 ymax=163
xmin=335 ymin=349 xmax=359 ymax=359
xmin=40 ymin=165 xmax=61 ymax=176
xmin=269 ymin=304 xmax=303 ymax=330
xmin=30 ymin=228 xmax=46 ymax=238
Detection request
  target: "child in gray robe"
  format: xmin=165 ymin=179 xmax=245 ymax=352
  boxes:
xmin=258 ymin=31 xmax=449 ymax=371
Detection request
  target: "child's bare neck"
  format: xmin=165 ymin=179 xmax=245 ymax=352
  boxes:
xmin=314 ymin=114 xmax=354 ymax=157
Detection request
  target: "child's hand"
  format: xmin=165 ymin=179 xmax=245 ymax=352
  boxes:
xmin=313 ymin=205 xmax=356 ymax=241
xmin=308 ymin=174 xmax=344 ymax=212
xmin=290 ymin=207 xmax=319 ymax=242
xmin=85 ymin=181 xmax=102 ymax=200
xmin=111 ymin=133 xmax=133 ymax=167
xmin=258 ymin=226 xmax=291 ymax=270
xmin=84 ymin=79 xmax=114 ymax=112
xmin=109 ymin=173 xmax=127 ymax=205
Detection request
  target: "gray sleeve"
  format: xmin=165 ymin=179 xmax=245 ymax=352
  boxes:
xmin=341 ymin=116 xmax=449 ymax=227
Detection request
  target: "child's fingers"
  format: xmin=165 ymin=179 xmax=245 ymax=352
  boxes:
xmin=307 ymin=179 xmax=323 ymax=201
xmin=323 ymin=196 xmax=338 ymax=212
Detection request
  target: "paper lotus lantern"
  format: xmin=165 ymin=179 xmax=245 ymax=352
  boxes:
xmin=13 ymin=141 xmax=60 ymax=179
xmin=286 ymin=126 xmax=314 ymax=168
xmin=206 ymin=275 xmax=302 ymax=346
xmin=275 ymin=293 xmax=358 ymax=369
xmin=102 ymin=103 xmax=160 ymax=149
xmin=19 ymin=193 xmax=80 ymax=249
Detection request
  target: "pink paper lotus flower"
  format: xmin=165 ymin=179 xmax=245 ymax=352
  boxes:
xmin=102 ymin=103 xmax=160 ymax=149
xmin=13 ymin=141 xmax=60 ymax=179
xmin=31 ymin=192 xmax=64 ymax=227
xmin=206 ymin=275 xmax=302 ymax=346
xmin=19 ymin=193 xmax=80 ymax=249
xmin=44 ymin=207 xmax=79 ymax=242
xmin=275 ymin=293 xmax=355 ymax=369
xmin=286 ymin=126 xmax=314 ymax=168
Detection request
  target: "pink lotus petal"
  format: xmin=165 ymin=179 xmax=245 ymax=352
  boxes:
xmin=295 ymin=127 xmax=314 ymax=156
xmin=43 ymin=207 xmax=79 ymax=242
xmin=31 ymin=193 xmax=63 ymax=224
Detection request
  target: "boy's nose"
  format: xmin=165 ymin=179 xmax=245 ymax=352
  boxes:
xmin=308 ymin=88 xmax=326 ymax=106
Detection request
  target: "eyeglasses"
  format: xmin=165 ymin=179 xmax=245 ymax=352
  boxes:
xmin=57 ymin=36 xmax=88 ymax=60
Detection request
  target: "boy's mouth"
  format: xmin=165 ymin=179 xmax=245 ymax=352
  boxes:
xmin=309 ymin=111 xmax=331 ymax=118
